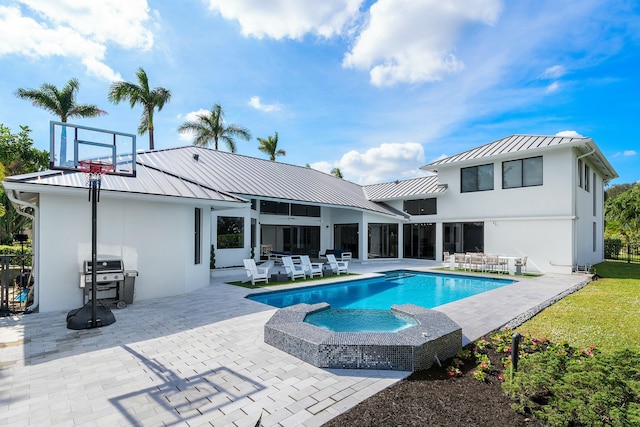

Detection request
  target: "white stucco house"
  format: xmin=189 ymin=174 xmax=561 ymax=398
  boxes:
xmin=2 ymin=132 xmax=617 ymax=312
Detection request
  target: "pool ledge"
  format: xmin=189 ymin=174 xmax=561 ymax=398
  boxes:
xmin=264 ymin=303 xmax=462 ymax=371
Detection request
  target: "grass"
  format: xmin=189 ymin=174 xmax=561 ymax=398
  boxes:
xmin=516 ymin=261 xmax=640 ymax=353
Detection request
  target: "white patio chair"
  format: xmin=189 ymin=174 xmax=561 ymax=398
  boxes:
xmin=282 ymin=256 xmax=307 ymax=281
xmin=300 ymin=255 xmax=323 ymax=278
xmin=326 ymin=254 xmax=349 ymax=275
xmin=243 ymin=259 xmax=269 ymax=286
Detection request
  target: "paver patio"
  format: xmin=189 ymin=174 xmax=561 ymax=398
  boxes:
xmin=0 ymin=260 xmax=591 ymax=426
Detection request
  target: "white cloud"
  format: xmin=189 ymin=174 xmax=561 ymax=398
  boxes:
xmin=206 ymin=0 xmax=362 ymax=40
xmin=613 ymin=150 xmax=637 ymax=158
xmin=555 ymin=130 xmax=584 ymax=138
xmin=343 ymin=0 xmax=503 ymax=86
xmin=545 ymin=81 xmax=560 ymax=93
xmin=177 ymin=109 xmax=209 ymax=142
xmin=0 ymin=1 xmax=155 ymax=81
xmin=541 ymin=65 xmax=567 ymax=79
xmin=248 ymin=96 xmax=282 ymax=112
xmin=312 ymin=142 xmax=427 ymax=185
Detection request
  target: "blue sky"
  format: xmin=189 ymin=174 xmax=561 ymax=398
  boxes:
xmin=1 ymin=0 xmax=639 ymax=186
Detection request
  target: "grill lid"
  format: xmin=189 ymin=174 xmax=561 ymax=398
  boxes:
xmin=84 ymin=258 xmax=124 ymax=273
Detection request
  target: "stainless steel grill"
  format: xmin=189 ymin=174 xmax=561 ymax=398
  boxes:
xmin=79 ymin=257 xmax=137 ymax=308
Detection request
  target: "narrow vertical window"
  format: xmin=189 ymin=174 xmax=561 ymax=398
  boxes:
xmin=593 ymin=222 xmax=597 ymax=252
xmin=194 ymin=208 xmax=202 ymax=264
xmin=577 ymin=159 xmax=583 ymax=188
xmin=585 ymin=165 xmax=590 ymax=192
xmin=593 ymin=173 xmax=597 ymax=216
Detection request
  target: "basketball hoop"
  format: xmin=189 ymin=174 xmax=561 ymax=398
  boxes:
xmin=79 ymin=160 xmax=115 ymax=184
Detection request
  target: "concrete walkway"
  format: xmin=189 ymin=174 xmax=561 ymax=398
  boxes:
xmin=0 ymin=260 xmax=591 ymax=426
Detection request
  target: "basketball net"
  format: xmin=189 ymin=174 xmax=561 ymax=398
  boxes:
xmin=79 ymin=160 xmax=114 ymax=201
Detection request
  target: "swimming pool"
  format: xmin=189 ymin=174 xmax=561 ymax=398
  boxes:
xmin=248 ymin=270 xmax=514 ymax=310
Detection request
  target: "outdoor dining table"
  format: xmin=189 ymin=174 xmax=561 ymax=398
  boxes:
xmin=448 ymin=254 xmax=523 ymax=275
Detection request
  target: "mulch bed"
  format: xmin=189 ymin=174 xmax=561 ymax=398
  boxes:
xmin=324 ymin=333 xmax=544 ymax=427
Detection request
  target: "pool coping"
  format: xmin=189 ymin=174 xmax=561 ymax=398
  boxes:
xmin=264 ymin=302 xmax=462 ymax=371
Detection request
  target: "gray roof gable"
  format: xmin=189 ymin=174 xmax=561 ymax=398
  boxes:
xmin=135 ymin=147 xmax=403 ymax=216
xmin=364 ymin=175 xmax=445 ymax=201
xmin=424 ymin=134 xmax=590 ymax=169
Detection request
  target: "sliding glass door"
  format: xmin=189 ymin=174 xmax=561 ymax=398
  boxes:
xmin=261 ymin=225 xmax=320 ymax=257
xmin=333 ymin=223 xmax=359 ymax=258
xmin=443 ymin=222 xmax=484 ymax=253
xmin=403 ymin=223 xmax=435 ymax=259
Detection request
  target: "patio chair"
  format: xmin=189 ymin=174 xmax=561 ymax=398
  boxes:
xmin=442 ymin=251 xmax=450 ymax=267
xmin=520 ymin=256 xmax=528 ymax=274
xmin=243 ymin=259 xmax=269 ymax=286
xmin=468 ymin=253 xmax=485 ymax=271
xmin=484 ymin=254 xmax=503 ymax=273
xmin=282 ymin=256 xmax=307 ymax=281
xmin=454 ymin=253 xmax=468 ymax=270
xmin=300 ymin=255 xmax=323 ymax=278
xmin=326 ymin=254 xmax=349 ymax=275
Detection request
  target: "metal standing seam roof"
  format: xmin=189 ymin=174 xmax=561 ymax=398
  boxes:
xmin=363 ymin=175 xmax=446 ymax=201
xmin=423 ymin=134 xmax=592 ymax=170
xmin=3 ymin=161 xmax=245 ymax=204
xmin=134 ymin=147 xmax=404 ymax=217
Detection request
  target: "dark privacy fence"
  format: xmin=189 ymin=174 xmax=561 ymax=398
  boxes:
xmin=605 ymin=238 xmax=640 ymax=263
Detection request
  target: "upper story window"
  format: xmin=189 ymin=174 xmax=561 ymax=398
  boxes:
xmin=290 ymin=203 xmax=321 ymax=217
xmin=461 ymin=164 xmax=494 ymax=193
xmin=502 ymin=156 xmax=543 ymax=189
xmin=584 ymin=165 xmax=591 ymax=192
xmin=403 ymin=198 xmax=437 ymax=215
xmin=260 ymin=200 xmax=289 ymax=215
xmin=260 ymin=200 xmax=321 ymax=217
xmin=577 ymin=159 xmax=583 ymax=188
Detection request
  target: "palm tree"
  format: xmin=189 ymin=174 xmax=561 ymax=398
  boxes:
xmin=177 ymin=103 xmax=251 ymax=153
xmin=331 ymin=167 xmax=344 ymax=179
xmin=108 ymin=67 xmax=171 ymax=150
xmin=257 ymin=132 xmax=285 ymax=161
xmin=15 ymin=78 xmax=106 ymax=162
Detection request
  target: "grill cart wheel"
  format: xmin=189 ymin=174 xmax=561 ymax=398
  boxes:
xmin=116 ymin=300 xmax=127 ymax=309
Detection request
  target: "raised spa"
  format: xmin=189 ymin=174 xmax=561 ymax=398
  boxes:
xmin=264 ymin=303 xmax=462 ymax=371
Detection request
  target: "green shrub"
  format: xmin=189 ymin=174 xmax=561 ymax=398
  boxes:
xmin=505 ymin=348 xmax=640 ymax=426
xmin=0 ymin=244 xmax=32 ymax=266
xmin=604 ymin=237 xmax=623 ymax=259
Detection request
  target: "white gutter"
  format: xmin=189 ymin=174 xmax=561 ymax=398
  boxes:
xmin=5 ymin=189 xmax=39 ymax=312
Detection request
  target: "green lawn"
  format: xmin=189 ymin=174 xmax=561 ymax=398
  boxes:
xmin=516 ymin=261 xmax=640 ymax=353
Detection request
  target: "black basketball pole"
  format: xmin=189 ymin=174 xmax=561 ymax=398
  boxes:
xmin=90 ymin=178 xmax=98 ymax=328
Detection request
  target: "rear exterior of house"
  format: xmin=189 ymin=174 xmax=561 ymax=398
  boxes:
xmin=2 ymin=133 xmax=617 ymax=312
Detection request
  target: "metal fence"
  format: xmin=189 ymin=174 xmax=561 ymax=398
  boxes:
xmin=605 ymin=241 xmax=640 ymax=264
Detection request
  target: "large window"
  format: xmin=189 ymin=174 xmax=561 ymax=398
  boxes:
xmin=502 ymin=156 xmax=543 ymax=189
xmin=443 ymin=222 xmax=484 ymax=253
xmin=368 ymin=223 xmax=398 ymax=258
xmin=403 ymin=198 xmax=437 ymax=215
xmin=334 ymin=223 xmax=359 ymax=258
xmin=217 ymin=216 xmax=244 ymax=249
xmin=461 ymin=164 xmax=494 ymax=193
xmin=403 ymin=223 xmax=435 ymax=259
xmin=261 ymin=225 xmax=320 ymax=257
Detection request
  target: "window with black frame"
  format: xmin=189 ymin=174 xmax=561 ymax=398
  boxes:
xmin=403 ymin=198 xmax=437 ymax=215
xmin=502 ymin=156 xmax=543 ymax=189
xmin=461 ymin=164 xmax=494 ymax=193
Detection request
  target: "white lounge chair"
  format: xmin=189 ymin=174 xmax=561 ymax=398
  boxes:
xmin=300 ymin=255 xmax=323 ymax=278
xmin=243 ymin=259 xmax=269 ymax=286
xmin=282 ymin=256 xmax=307 ymax=281
xmin=326 ymin=254 xmax=348 ymax=275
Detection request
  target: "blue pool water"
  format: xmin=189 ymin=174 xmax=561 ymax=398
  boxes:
xmin=305 ymin=308 xmax=418 ymax=332
xmin=248 ymin=270 xmax=514 ymax=310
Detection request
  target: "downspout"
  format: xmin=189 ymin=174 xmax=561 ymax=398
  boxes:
xmin=6 ymin=190 xmax=39 ymax=312
xmin=573 ymin=145 xmax=597 ymax=269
